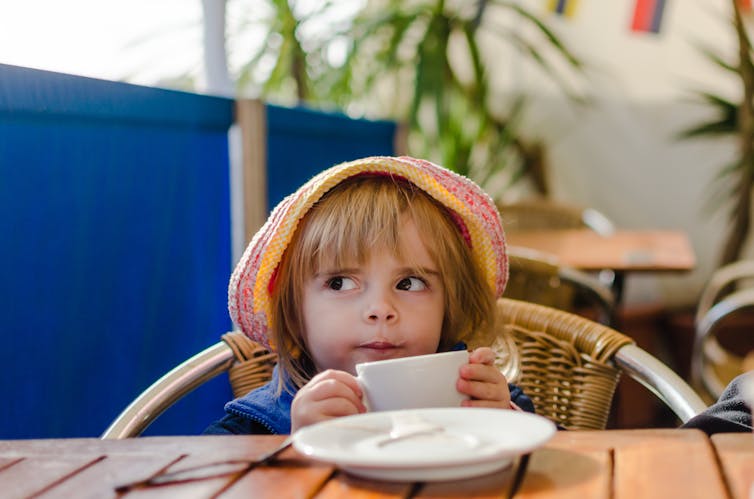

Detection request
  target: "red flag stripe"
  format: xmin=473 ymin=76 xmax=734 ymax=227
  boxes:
xmin=631 ymin=0 xmax=654 ymax=31
xmin=631 ymin=0 xmax=665 ymax=33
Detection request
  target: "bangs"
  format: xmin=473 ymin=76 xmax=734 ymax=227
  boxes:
xmin=297 ymin=175 xmax=432 ymax=274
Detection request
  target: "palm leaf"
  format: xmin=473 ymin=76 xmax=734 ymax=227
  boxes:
xmin=491 ymin=0 xmax=583 ymax=70
xmin=493 ymin=28 xmax=585 ymax=103
xmin=692 ymin=41 xmax=738 ymax=73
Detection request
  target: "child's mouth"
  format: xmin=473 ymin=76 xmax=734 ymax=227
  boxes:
xmin=360 ymin=341 xmax=400 ymax=350
xmin=359 ymin=341 xmax=404 ymax=359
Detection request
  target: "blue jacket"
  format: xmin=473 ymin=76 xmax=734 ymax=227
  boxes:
xmin=204 ymin=365 xmax=536 ymax=435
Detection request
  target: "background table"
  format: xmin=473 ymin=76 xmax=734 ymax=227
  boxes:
xmin=507 ymin=229 xmax=696 ymax=303
xmin=0 ymin=429 xmax=750 ymax=498
xmin=506 ymin=229 xmax=695 ymax=272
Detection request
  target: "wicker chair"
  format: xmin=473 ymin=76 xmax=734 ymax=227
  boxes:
xmin=497 ymin=198 xmax=615 ymax=236
xmin=102 ymin=299 xmax=705 ymax=438
xmin=693 ymin=260 xmax=754 ymax=400
xmin=505 ymin=246 xmax=615 ymax=326
xmin=498 ymin=198 xmax=616 ymax=289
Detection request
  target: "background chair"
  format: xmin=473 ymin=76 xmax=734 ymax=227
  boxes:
xmin=505 ymin=246 xmax=616 ymax=326
xmin=497 ymin=198 xmax=615 ymax=236
xmin=498 ymin=198 xmax=617 ymax=290
xmin=103 ymin=298 xmax=705 ymax=438
xmin=693 ymin=260 xmax=754 ymax=400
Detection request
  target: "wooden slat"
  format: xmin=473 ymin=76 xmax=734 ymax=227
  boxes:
xmin=122 ymin=436 xmax=301 ymax=498
xmin=612 ymin=431 xmax=727 ymax=499
xmin=315 ymin=471 xmax=413 ymax=499
xmin=516 ymin=448 xmax=610 ymax=498
xmin=416 ymin=462 xmax=516 ymax=498
xmin=220 ymin=446 xmax=334 ymax=499
xmin=235 ymin=98 xmax=268 ymax=245
xmin=392 ymin=122 xmax=409 ymax=156
xmin=225 ymin=463 xmax=334 ymax=498
xmin=36 ymin=454 xmax=180 ymax=499
xmin=0 ymin=455 xmax=101 ymax=499
xmin=0 ymin=457 xmax=21 ymax=471
xmin=712 ymin=433 xmax=754 ymax=499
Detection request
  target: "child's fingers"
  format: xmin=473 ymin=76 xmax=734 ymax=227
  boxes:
xmin=457 ymin=378 xmax=510 ymax=403
xmin=457 ymin=361 xmax=512 ymax=409
xmin=315 ymin=397 xmax=365 ymax=418
xmin=291 ymin=371 xmax=367 ymax=431
xmin=462 ymin=398 xmax=511 ymax=409
xmin=309 ymin=369 xmax=363 ymax=398
xmin=468 ymin=347 xmax=496 ymax=365
xmin=460 ymin=362 xmax=507 ymax=384
xmin=301 ymin=370 xmax=366 ymax=412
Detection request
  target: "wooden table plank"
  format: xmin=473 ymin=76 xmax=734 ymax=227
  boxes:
xmin=0 ymin=455 xmax=102 ymax=499
xmin=712 ymin=433 xmax=754 ymax=499
xmin=0 ymin=457 xmax=22 ymax=471
xmin=36 ymin=454 xmax=180 ymax=499
xmin=516 ymin=448 xmax=609 ymax=498
xmin=120 ymin=436 xmax=304 ymax=499
xmin=223 ymin=448 xmax=335 ymax=499
xmin=515 ymin=429 xmax=727 ymax=499
xmin=313 ymin=471 xmax=412 ymax=499
xmin=416 ymin=462 xmax=516 ymax=498
xmin=612 ymin=433 xmax=727 ymax=499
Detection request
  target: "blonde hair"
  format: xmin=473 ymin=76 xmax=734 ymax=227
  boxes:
xmin=269 ymin=174 xmax=496 ymax=390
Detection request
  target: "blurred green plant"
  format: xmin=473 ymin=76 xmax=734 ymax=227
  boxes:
xmin=227 ymin=0 xmax=586 ymax=197
xmin=677 ymin=1 xmax=754 ymax=266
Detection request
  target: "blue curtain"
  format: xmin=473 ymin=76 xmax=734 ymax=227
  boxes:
xmin=0 ymin=65 xmax=234 ymax=438
xmin=266 ymin=104 xmax=396 ymax=210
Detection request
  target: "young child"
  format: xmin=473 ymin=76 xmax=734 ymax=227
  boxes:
xmin=205 ymin=156 xmax=533 ymax=435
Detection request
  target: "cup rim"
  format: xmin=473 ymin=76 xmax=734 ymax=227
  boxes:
xmin=355 ymin=349 xmax=468 ymax=371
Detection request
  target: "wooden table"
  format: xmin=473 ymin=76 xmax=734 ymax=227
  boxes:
xmin=1 ymin=429 xmax=750 ymax=498
xmin=506 ymin=229 xmax=696 ymax=272
xmin=507 ymin=229 xmax=696 ymax=303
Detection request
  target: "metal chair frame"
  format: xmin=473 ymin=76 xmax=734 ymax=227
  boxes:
xmin=692 ymin=260 xmax=754 ymax=399
xmin=693 ymin=287 xmax=754 ymax=399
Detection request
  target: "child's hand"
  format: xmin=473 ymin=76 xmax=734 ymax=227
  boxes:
xmin=457 ymin=347 xmax=512 ymax=409
xmin=290 ymin=369 xmax=367 ymax=432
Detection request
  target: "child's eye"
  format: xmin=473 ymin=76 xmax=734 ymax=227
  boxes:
xmin=396 ymin=276 xmax=427 ymax=291
xmin=326 ymin=276 xmax=357 ymax=291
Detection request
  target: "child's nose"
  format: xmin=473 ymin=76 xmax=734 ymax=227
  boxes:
xmin=364 ymin=294 xmax=397 ymax=323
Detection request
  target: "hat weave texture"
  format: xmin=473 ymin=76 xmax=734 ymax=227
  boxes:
xmin=228 ymin=156 xmax=507 ymax=350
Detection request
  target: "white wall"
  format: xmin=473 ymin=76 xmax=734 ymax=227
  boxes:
xmin=490 ymin=0 xmax=750 ymax=307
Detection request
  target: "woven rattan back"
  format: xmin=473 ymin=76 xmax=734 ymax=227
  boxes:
xmin=221 ymin=332 xmax=277 ymax=398
xmin=496 ymin=298 xmax=633 ymax=430
xmin=505 ymin=248 xmax=576 ymax=311
xmin=498 ymin=199 xmax=585 ymax=232
xmin=498 ymin=198 xmax=615 ymax=237
xmin=505 ymin=248 xmax=615 ymax=325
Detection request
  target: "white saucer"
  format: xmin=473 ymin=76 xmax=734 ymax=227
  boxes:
xmin=292 ymin=408 xmax=556 ymax=481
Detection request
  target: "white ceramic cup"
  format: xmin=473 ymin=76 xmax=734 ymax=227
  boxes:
xmin=355 ymin=350 xmax=469 ymax=412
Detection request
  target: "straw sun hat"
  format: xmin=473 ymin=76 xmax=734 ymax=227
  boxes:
xmin=228 ymin=155 xmax=508 ymax=350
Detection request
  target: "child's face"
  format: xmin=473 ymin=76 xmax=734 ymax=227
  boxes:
xmin=301 ymin=216 xmax=445 ymax=375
